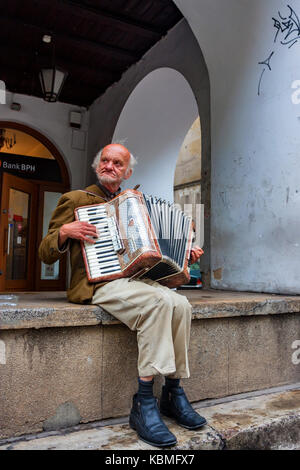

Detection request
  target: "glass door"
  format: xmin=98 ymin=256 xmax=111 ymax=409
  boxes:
xmin=35 ymin=185 xmax=66 ymax=291
xmin=0 ymin=172 xmax=38 ymax=291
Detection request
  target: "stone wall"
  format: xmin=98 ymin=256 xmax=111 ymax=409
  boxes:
xmin=0 ymin=291 xmax=299 ymax=439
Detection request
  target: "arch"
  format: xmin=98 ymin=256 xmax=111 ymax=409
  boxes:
xmin=112 ymin=67 xmax=199 ymax=203
xmin=0 ymin=120 xmax=70 ymax=188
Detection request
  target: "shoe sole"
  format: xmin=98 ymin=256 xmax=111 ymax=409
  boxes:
xmin=160 ymin=411 xmax=207 ymax=430
xmin=129 ymin=420 xmax=177 ymax=448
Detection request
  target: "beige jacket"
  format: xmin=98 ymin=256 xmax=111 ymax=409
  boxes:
xmin=39 ymin=184 xmax=109 ymax=303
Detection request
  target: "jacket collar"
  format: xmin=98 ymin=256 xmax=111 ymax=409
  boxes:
xmin=84 ymin=183 xmax=121 ymax=201
xmin=96 ymin=181 xmax=121 ymax=200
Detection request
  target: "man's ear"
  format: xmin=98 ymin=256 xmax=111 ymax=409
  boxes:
xmin=124 ymin=168 xmax=133 ymax=180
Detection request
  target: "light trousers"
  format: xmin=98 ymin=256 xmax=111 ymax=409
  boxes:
xmin=92 ymin=277 xmax=192 ymax=378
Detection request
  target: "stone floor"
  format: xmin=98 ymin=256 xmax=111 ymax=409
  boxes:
xmin=1 ymin=384 xmax=299 ymax=450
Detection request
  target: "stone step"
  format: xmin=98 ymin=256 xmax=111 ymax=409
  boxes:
xmin=1 ymin=386 xmax=299 ymax=450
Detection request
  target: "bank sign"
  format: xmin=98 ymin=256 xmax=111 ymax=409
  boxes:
xmin=0 ymin=153 xmax=62 ymax=182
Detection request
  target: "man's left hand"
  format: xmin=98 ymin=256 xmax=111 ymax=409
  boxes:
xmin=190 ymin=246 xmax=204 ymax=264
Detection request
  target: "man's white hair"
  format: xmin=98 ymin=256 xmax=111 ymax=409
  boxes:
xmin=91 ymin=142 xmax=137 ymax=176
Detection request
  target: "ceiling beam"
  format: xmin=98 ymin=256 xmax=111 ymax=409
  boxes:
xmin=1 ymin=67 xmax=104 ymax=107
xmin=0 ymin=60 xmax=117 ymax=94
xmin=149 ymin=0 xmax=181 ymax=5
xmin=0 ymin=43 xmax=121 ymax=83
xmin=0 ymin=15 xmax=139 ymax=63
xmin=53 ymin=0 xmax=163 ymax=40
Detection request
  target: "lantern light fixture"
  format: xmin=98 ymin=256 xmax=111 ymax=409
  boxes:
xmin=39 ymin=67 xmax=68 ymax=102
xmin=39 ymin=36 xmax=68 ymax=103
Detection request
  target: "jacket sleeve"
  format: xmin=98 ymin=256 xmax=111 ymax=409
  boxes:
xmin=38 ymin=193 xmax=75 ymax=265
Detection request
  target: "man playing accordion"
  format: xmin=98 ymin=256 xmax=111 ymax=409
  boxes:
xmin=39 ymin=143 xmax=206 ymax=448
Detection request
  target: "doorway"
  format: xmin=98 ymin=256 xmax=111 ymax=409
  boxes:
xmin=0 ymin=173 xmax=38 ymax=290
xmin=0 ymin=122 xmax=70 ymax=292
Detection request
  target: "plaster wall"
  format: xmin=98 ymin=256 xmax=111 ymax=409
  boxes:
xmin=0 ymin=92 xmax=89 ymax=189
xmin=175 ymin=0 xmax=300 ymax=293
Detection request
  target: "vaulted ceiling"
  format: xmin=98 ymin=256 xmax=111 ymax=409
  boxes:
xmin=0 ymin=0 xmax=183 ymax=107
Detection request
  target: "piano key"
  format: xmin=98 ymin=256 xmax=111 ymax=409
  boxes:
xmin=88 ymin=217 xmax=107 ymax=223
xmin=97 ymin=254 xmax=118 ymax=261
xmin=85 ymin=239 xmax=113 ymax=247
xmin=86 ymin=246 xmax=115 ymax=254
xmin=90 ymin=267 xmax=121 ymax=277
xmin=89 ymin=262 xmax=120 ymax=271
xmin=89 ymin=259 xmax=118 ymax=268
xmin=86 ymin=206 xmax=106 ymax=211
xmin=85 ymin=210 xmax=106 ymax=216
xmin=91 ymin=258 xmax=120 ymax=267
xmin=86 ymin=250 xmax=114 ymax=258
xmin=89 ymin=254 xmax=118 ymax=263
xmin=79 ymin=209 xmax=106 ymax=215
xmin=89 ymin=262 xmax=121 ymax=273
xmin=78 ymin=214 xmax=106 ymax=222
xmin=92 ymin=243 xmax=113 ymax=249
xmin=100 ymin=267 xmax=122 ymax=274
xmin=86 ymin=244 xmax=114 ymax=252
xmin=80 ymin=216 xmax=107 ymax=223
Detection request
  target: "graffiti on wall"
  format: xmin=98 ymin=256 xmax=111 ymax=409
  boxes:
xmin=258 ymin=4 xmax=300 ymax=95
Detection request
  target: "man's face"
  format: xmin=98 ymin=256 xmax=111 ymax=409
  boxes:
xmin=96 ymin=145 xmax=132 ymax=187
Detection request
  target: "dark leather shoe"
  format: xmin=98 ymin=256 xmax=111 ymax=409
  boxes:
xmin=160 ymin=386 xmax=207 ymax=430
xmin=129 ymin=393 xmax=177 ymax=447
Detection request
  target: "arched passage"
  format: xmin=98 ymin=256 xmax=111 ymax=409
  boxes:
xmin=112 ymin=67 xmax=199 ymax=203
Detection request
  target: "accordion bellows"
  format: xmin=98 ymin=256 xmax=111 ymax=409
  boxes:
xmin=75 ymin=189 xmax=193 ymax=288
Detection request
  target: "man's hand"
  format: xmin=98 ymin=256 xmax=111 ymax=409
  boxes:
xmin=190 ymin=246 xmax=204 ymax=264
xmin=59 ymin=221 xmax=98 ymax=248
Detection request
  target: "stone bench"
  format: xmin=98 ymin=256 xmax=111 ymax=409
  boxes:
xmin=0 ymin=289 xmax=299 ymax=439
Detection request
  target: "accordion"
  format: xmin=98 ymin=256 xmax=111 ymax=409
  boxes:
xmin=75 ymin=189 xmax=193 ymax=288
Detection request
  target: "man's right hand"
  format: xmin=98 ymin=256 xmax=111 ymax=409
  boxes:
xmin=58 ymin=221 xmax=98 ymax=248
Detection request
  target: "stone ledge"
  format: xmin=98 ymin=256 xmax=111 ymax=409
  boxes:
xmin=1 ymin=292 xmax=299 ymax=439
xmin=0 ymin=289 xmax=300 ymax=330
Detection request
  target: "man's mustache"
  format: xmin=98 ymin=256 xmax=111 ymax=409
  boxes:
xmin=100 ymin=170 xmax=117 ymax=177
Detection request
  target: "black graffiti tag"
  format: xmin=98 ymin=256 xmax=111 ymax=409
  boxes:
xmin=258 ymin=5 xmax=300 ymax=95
xmin=273 ymin=4 xmax=300 ymax=48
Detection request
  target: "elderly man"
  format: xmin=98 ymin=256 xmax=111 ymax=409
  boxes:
xmin=39 ymin=143 xmax=206 ymax=448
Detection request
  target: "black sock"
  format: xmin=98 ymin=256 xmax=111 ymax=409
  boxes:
xmin=165 ymin=377 xmax=180 ymax=390
xmin=137 ymin=378 xmax=154 ymax=398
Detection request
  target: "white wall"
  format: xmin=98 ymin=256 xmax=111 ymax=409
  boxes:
xmin=174 ymin=0 xmax=300 ymax=293
xmin=0 ymin=91 xmax=89 ymax=189
xmin=112 ymin=68 xmax=198 ymax=202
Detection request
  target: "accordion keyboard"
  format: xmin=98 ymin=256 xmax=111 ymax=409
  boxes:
xmin=76 ymin=205 xmax=121 ymax=279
